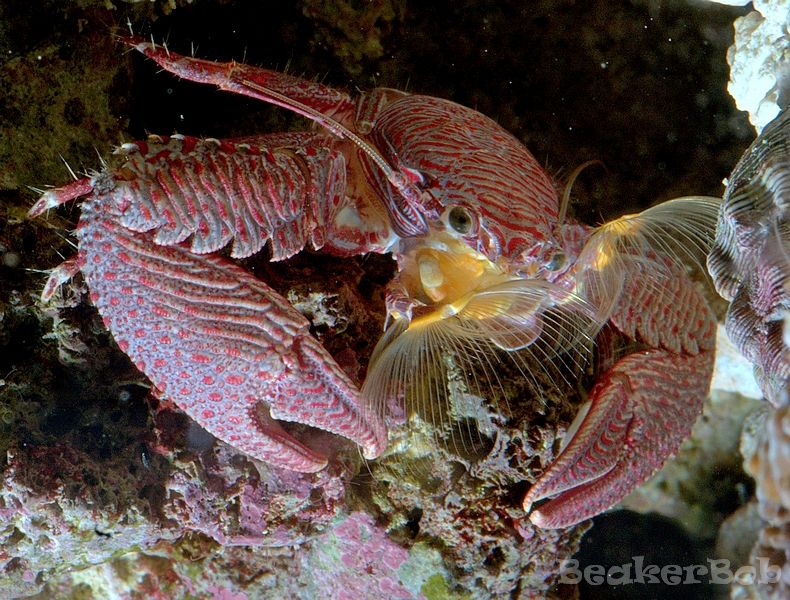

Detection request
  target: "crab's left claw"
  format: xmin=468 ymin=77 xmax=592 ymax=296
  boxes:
xmin=45 ymin=175 xmax=387 ymax=472
xmin=525 ymin=260 xmax=716 ymax=528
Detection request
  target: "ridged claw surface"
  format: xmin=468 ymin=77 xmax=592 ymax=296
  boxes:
xmin=32 ymin=126 xmax=388 ymax=472
xmin=525 ymin=258 xmax=716 ymax=527
xmin=78 ymin=192 xmax=385 ymax=470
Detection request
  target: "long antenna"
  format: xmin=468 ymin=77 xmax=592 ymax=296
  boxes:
xmin=557 ymin=160 xmax=604 ymax=227
xmin=241 ymin=79 xmax=423 ymax=211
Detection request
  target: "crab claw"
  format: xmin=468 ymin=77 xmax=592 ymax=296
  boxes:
xmin=524 ymin=350 xmax=712 ymax=528
xmin=68 ymin=188 xmax=386 ymax=472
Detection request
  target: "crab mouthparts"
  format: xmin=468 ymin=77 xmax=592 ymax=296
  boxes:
xmin=405 ymin=234 xmax=503 ymax=307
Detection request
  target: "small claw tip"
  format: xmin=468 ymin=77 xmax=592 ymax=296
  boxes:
xmin=119 ymin=35 xmax=152 ymax=53
xmin=362 ymin=444 xmax=383 ymax=460
xmin=27 ymin=192 xmax=59 ymax=219
xmin=41 ymin=276 xmax=63 ymax=302
xmin=40 ymin=285 xmax=57 ymax=303
xmin=298 ymin=457 xmax=328 ymax=473
xmin=528 ymin=509 xmax=551 ymax=529
xmin=27 ymin=178 xmax=93 ymax=218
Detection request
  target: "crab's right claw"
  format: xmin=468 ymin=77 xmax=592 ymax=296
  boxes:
xmin=524 ymin=350 xmax=711 ymax=528
xmin=75 ymin=203 xmax=386 ymax=472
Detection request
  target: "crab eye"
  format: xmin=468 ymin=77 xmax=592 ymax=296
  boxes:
xmin=447 ymin=206 xmax=474 ymax=235
xmin=545 ymin=250 xmax=567 ymax=272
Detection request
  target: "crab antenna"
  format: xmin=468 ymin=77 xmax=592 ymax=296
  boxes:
xmin=240 ymin=79 xmax=414 ymax=197
xmin=557 ymin=160 xmax=604 ymax=228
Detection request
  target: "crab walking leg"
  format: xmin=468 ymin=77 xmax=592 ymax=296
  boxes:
xmin=125 ymin=37 xmax=357 ymax=126
xmin=74 ymin=200 xmax=385 ymax=469
xmin=125 ymin=38 xmax=430 ymax=239
xmin=524 ymin=261 xmax=716 ymax=528
xmin=30 ymin=132 xmax=353 ymax=259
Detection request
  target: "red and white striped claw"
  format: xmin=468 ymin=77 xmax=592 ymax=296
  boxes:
xmin=524 ymin=260 xmax=716 ymax=528
xmin=31 ymin=141 xmax=387 ymax=472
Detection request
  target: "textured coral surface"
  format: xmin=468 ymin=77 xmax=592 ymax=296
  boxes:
xmin=0 ymin=1 xmax=756 ymax=598
xmin=726 ymin=0 xmax=790 ymax=132
xmin=711 ymin=109 xmax=790 ymax=599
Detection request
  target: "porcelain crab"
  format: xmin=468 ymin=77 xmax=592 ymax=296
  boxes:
xmin=29 ymin=38 xmax=719 ymax=528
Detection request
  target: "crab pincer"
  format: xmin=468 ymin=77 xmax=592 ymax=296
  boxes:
xmin=29 ymin=80 xmax=390 ymax=473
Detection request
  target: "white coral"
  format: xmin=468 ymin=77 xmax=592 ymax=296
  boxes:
xmin=727 ymin=0 xmax=790 ymax=132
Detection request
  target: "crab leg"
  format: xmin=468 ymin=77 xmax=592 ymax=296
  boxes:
xmin=524 ymin=259 xmax=716 ymax=527
xmin=125 ymin=37 xmax=435 ymax=239
xmin=124 ymin=36 xmax=356 ymax=128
